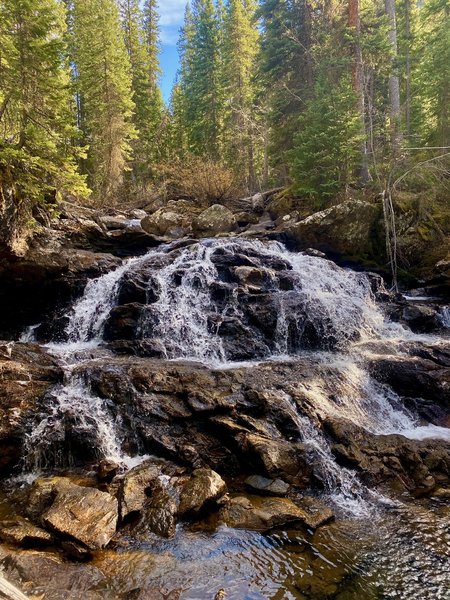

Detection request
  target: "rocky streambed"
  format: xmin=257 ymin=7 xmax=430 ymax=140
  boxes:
xmin=0 ymin=205 xmax=449 ymax=599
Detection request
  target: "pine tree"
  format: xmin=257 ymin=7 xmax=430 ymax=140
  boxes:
xmin=72 ymin=0 xmax=136 ymax=201
xmin=416 ymin=0 xmax=450 ymax=147
xmin=142 ymin=0 xmax=165 ymax=166
xmin=182 ymin=0 xmax=224 ymax=157
xmin=0 ymin=0 xmax=87 ymax=247
xmin=119 ymin=0 xmax=164 ymax=182
xmin=223 ymin=0 xmax=260 ymax=189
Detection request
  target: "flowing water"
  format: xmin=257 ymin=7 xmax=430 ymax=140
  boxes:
xmin=15 ymin=237 xmax=450 ymax=599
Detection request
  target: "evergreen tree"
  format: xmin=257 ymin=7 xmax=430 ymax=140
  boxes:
xmin=289 ymin=70 xmax=362 ymax=202
xmin=0 ymin=0 xmax=87 ymax=246
xmin=119 ymin=0 xmax=164 ymax=182
xmin=223 ymin=0 xmax=260 ymax=188
xmin=182 ymin=0 xmax=224 ymax=157
xmin=416 ymin=0 xmax=450 ymax=147
xmin=72 ymin=0 xmax=136 ymax=201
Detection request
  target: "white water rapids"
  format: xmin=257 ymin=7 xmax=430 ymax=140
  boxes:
xmin=21 ymin=238 xmax=450 ymax=513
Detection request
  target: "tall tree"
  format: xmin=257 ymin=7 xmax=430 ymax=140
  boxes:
xmin=348 ymin=0 xmax=371 ymax=183
xmin=417 ymin=0 xmax=450 ymax=147
xmin=0 ymin=0 xmax=87 ymax=248
xmin=72 ymin=0 xmax=135 ymax=201
xmin=384 ymin=0 xmax=402 ymax=154
xmin=223 ymin=0 xmax=260 ymax=188
xmin=119 ymin=0 xmax=164 ymax=181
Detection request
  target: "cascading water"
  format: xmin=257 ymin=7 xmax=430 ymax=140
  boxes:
xmin=21 ymin=238 xmax=450 ymax=504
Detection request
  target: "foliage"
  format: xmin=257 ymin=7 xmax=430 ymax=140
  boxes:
xmin=71 ymin=0 xmax=136 ymax=203
xmin=289 ymin=72 xmax=363 ymax=201
xmin=155 ymin=155 xmax=243 ymax=206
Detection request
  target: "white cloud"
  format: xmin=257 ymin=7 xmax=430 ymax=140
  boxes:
xmin=159 ymin=0 xmax=187 ymax=32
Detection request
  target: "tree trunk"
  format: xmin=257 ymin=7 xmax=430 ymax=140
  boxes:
xmin=348 ymin=0 xmax=371 ymax=183
xmin=384 ymin=0 xmax=402 ymax=154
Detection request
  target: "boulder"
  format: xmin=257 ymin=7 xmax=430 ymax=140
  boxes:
xmin=0 ymin=517 xmax=53 ymax=547
xmin=244 ymin=475 xmax=289 ymax=496
xmin=192 ymin=204 xmax=236 ymax=237
xmin=0 ymin=550 xmax=106 ymax=599
xmin=133 ymin=482 xmax=178 ymax=539
xmin=141 ymin=209 xmax=187 ymax=238
xmin=41 ymin=480 xmax=118 ymax=550
xmin=325 ymin=418 xmax=450 ymax=495
xmin=218 ymin=496 xmax=308 ymax=531
xmin=178 ymin=468 xmax=227 ymax=516
xmin=277 ymin=200 xmax=383 ymax=260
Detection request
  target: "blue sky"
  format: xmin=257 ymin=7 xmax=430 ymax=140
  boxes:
xmin=158 ymin=0 xmax=186 ymax=103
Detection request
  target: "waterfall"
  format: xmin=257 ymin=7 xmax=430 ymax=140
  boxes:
xmin=19 ymin=238 xmax=449 ymax=495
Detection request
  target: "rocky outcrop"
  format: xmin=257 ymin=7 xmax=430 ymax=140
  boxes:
xmin=325 ymin=418 xmax=450 ymax=495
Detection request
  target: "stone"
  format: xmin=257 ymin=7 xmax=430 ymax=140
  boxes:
xmin=0 ymin=518 xmax=53 ymax=547
xmin=178 ymin=468 xmax=227 ymax=516
xmin=192 ymin=204 xmax=236 ymax=237
xmin=218 ymin=496 xmax=308 ymax=531
xmin=0 ymin=550 xmax=106 ymax=599
xmin=0 ymin=344 xmax=62 ymax=475
xmin=278 ymin=199 xmax=383 ymax=261
xmin=244 ymin=475 xmax=289 ymax=496
xmin=242 ymin=433 xmax=309 ymax=483
xmin=114 ymin=461 xmax=165 ymax=521
xmin=141 ymin=210 xmax=186 ymax=238
xmin=401 ymin=304 xmax=440 ymax=332
xmin=41 ymin=481 xmax=118 ymax=550
xmin=137 ymin=483 xmax=177 ymax=539
xmin=295 ymin=496 xmax=335 ymax=529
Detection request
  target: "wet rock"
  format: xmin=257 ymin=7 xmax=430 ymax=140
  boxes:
xmin=192 ymin=205 xmax=236 ymax=237
xmin=325 ymin=418 xmax=450 ymax=495
xmin=241 ymin=433 xmax=309 ymax=484
xmin=244 ymin=475 xmax=289 ymax=496
xmin=295 ymin=496 xmax=335 ymax=529
xmin=103 ymin=303 xmax=145 ymax=341
xmin=218 ymin=495 xmax=308 ymax=531
xmin=0 ymin=517 xmax=53 ymax=547
xmin=401 ymin=303 xmax=441 ymax=332
xmin=178 ymin=468 xmax=227 ymax=516
xmin=113 ymin=459 xmax=180 ymax=522
xmin=97 ymin=459 xmax=121 ymax=484
xmin=0 ymin=550 xmax=106 ymax=599
xmin=368 ymin=354 xmax=450 ymax=408
xmin=0 ymin=343 xmax=62 ymax=475
xmin=41 ymin=480 xmax=118 ymax=550
xmin=117 ymin=266 xmax=159 ymax=305
xmin=133 ymin=482 xmax=178 ymax=539
xmin=233 ymin=266 xmax=275 ymax=292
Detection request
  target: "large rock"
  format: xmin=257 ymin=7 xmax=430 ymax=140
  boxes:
xmin=178 ymin=468 xmax=227 ymax=516
xmin=192 ymin=204 xmax=236 ymax=237
xmin=40 ymin=480 xmax=118 ymax=550
xmin=0 ymin=550 xmax=107 ymax=600
xmin=218 ymin=496 xmax=308 ymax=531
xmin=277 ymin=200 xmax=383 ymax=261
xmin=141 ymin=209 xmax=186 ymax=238
xmin=325 ymin=418 xmax=450 ymax=495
